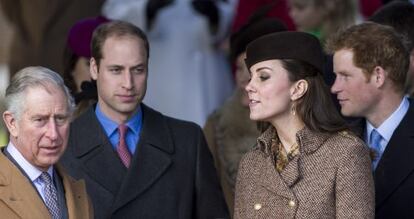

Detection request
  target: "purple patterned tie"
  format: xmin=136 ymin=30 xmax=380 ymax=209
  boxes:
xmin=40 ymin=172 xmax=60 ymax=219
xmin=117 ymin=124 xmax=131 ymax=167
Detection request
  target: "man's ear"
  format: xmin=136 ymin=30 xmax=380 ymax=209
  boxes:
xmin=371 ymin=66 xmax=386 ymax=88
xmin=290 ymin=79 xmax=308 ymax=101
xmin=90 ymin=57 xmax=99 ymax=80
xmin=3 ymin=111 xmax=18 ymax=138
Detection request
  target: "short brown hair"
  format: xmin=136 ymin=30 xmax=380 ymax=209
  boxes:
xmin=91 ymin=20 xmax=150 ymax=66
xmin=326 ymin=22 xmax=409 ymax=92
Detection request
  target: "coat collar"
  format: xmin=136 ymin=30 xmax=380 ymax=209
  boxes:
xmin=256 ymin=126 xmax=331 ymax=198
xmin=56 ymin=164 xmax=92 ymax=218
xmin=256 ymin=126 xmax=331 ymax=156
xmin=73 ymin=104 xmax=174 ymax=158
xmin=69 ymin=104 xmax=174 ymax=212
xmin=0 ymin=150 xmax=56 ymax=218
xmin=374 ymin=101 xmax=414 ymax=208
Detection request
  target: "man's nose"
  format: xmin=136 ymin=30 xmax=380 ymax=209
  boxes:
xmin=45 ymin=120 xmax=59 ymax=140
xmin=331 ymin=79 xmax=341 ymax=94
xmin=122 ymin=71 xmax=134 ymax=89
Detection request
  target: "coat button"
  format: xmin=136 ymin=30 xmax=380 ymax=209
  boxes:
xmin=254 ymin=203 xmax=262 ymax=210
xmin=288 ymin=200 xmax=295 ymax=207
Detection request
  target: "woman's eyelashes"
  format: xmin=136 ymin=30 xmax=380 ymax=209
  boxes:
xmin=259 ymin=73 xmax=270 ymax=81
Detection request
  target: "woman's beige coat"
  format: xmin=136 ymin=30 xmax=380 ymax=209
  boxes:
xmin=234 ymin=127 xmax=374 ymax=219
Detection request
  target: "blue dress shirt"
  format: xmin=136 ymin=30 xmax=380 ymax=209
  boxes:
xmin=95 ymin=104 xmax=143 ymax=154
xmin=365 ymin=96 xmax=409 ymax=169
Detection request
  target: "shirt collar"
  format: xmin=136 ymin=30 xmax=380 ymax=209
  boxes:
xmin=366 ymin=96 xmax=410 ymax=142
xmin=6 ymin=142 xmax=54 ymax=182
xmin=95 ymin=104 xmax=142 ymax=136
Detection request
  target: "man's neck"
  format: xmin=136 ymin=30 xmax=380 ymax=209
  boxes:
xmin=367 ymin=92 xmax=405 ymax=128
xmin=96 ymin=102 xmax=140 ymax=124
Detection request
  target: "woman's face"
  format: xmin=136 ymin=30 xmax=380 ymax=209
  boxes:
xmin=288 ymin=0 xmax=324 ymax=31
xmin=235 ymin=52 xmax=250 ymax=106
xmin=72 ymin=57 xmax=91 ymax=93
xmin=245 ymin=59 xmax=294 ymax=122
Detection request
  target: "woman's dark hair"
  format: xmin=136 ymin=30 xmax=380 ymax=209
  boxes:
xmin=62 ymin=46 xmax=79 ymax=95
xmin=285 ymin=59 xmax=347 ymax=133
xmin=260 ymin=59 xmax=347 ymax=133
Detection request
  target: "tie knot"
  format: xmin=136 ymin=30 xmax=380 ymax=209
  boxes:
xmin=118 ymin=124 xmax=128 ymax=138
xmin=370 ymin=129 xmax=382 ymax=145
xmin=40 ymin=172 xmax=53 ymax=185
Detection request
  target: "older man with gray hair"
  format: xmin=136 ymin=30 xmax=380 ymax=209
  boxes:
xmin=0 ymin=66 xmax=93 ymax=219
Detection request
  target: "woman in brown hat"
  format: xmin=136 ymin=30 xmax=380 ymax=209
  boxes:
xmin=233 ymin=31 xmax=374 ymax=218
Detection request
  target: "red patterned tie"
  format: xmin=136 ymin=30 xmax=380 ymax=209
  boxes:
xmin=117 ymin=124 xmax=131 ymax=167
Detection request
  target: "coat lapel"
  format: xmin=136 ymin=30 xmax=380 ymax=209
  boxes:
xmin=257 ymin=126 xmax=329 ymax=199
xmin=259 ymin=155 xmax=295 ymax=200
xmin=0 ymin=152 xmax=51 ymax=219
xmin=57 ymin=165 xmax=92 ymax=219
xmin=280 ymin=156 xmax=300 ymax=187
xmin=374 ymin=104 xmax=414 ymax=207
xmin=70 ymin=107 xmax=126 ymax=196
xmin=111 ymin=105 xmax=174 ymax=211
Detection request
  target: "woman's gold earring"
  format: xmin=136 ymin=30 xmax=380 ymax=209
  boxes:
xmin=291 ymin=104 xmax=296 ymax=116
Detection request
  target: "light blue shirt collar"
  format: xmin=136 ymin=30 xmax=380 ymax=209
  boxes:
xmin=95 ymin=104 xmax=142 ymax=137
xmin=95 ymin=104 xmax=143 ymax=153
xmin=366 ymin=96 xmax=410 ymax=149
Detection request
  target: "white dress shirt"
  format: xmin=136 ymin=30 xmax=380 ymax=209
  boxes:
xmin=6 ymin=142 xmax=54 ymax=202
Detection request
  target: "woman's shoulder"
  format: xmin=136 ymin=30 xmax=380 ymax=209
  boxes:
xmin=238 ymin=145 xmax=269 ymax=168
xmin=325 ymin=130 xmax=369 ymax=155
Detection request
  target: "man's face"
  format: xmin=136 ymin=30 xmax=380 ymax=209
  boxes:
xmin=3 ymin=85 xmax=71 ymax=171
xmin=331 ymin=49 xmax=380 ymax=118
xmin=288 ymin=1 xmax=324 ymax=32
xmin=235 ymin=52 xmax=250 ymax=107
xmin=91 ymin=36 xmax=148 ymax=123
xmin=406 ymin=51 xmax=414 ymax=95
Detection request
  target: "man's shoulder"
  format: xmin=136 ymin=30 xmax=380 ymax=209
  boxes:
xmin=394 ymin=98 xmax=414 ymax=128
xmin=71 ymin=106 xmax=98 ymax=127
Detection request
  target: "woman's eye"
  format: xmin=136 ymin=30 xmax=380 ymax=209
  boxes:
xmin=259 ymin=75 xmax=270 ymax=81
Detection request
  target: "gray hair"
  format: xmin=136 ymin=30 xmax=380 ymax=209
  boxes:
xmin=5 ymin=66 xmax=75 ymax=119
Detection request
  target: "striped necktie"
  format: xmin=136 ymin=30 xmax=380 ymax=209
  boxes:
xmin=370 ymin=129 xmax=383 ymax=169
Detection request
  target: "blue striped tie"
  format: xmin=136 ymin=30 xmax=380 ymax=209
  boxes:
xmin=370 ymin=129 xmax=383 ymax=169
